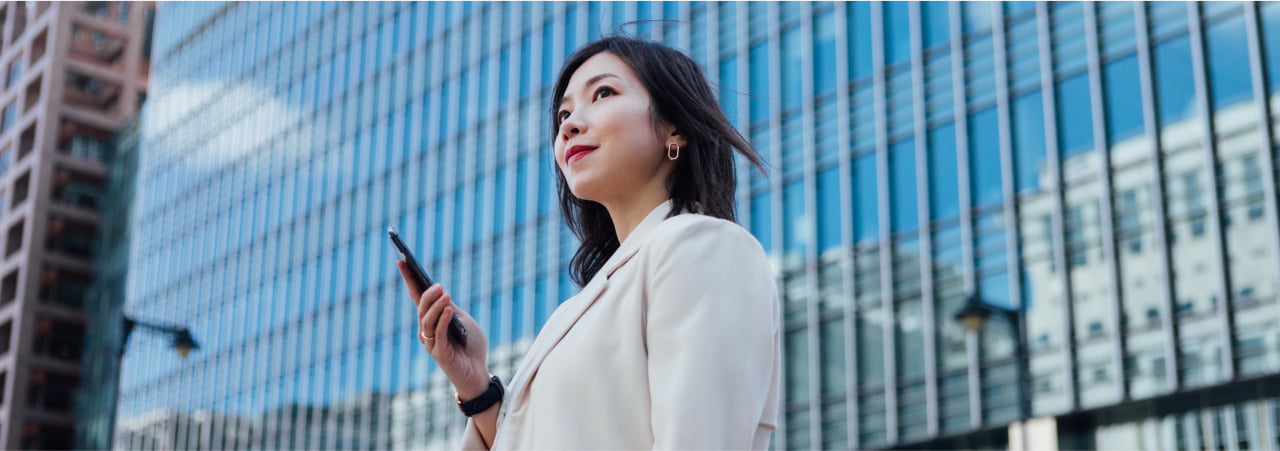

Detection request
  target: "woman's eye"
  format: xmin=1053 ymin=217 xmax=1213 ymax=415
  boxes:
xmin=594 ymin=87 xmax=615 ymax=100
xmin=558 ymin=110 xmax=570 ymax=122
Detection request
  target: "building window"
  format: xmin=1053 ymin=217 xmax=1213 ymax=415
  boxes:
xmin=5 ymin=219 xmax=23 ymax=257
xmin=6 ymin=59 xmax=20 ymax=89
xmin=1 ymin=103 xmax=15 ymax=133
xmin=0 ymin=270 xmax=16 ymax=305
xmin=1154 ymin=34 xmax=1196 ymax=127
xmin=1056 ymin=73 xmax=1095 ymax=157
xmin=1205 ymin=15 xmax=1254 ymax=111
xmin=84 ymin=1 xmax=108 ymax=17
xmin=0 ymin=321 xmax=10 ymax=355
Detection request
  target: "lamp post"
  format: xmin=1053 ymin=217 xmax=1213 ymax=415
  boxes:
xmin=120 ymin=316 xmax=200 ymax=359
xmin=110 ymin=315 xmax=200 ymax=448
xmin=953 ymin=294 xmax=1032 ymax=432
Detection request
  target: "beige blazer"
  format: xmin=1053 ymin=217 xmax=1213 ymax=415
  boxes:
xmin=461 ymin=200 xmax=782 ymax=450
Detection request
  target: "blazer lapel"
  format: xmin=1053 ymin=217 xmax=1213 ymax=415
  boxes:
xmin=503 ymin=200 xmax=675 ymax=405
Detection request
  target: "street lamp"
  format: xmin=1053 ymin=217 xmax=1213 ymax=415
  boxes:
xmin=953 ymin=293 xmax=1031 ymax=425
xmin=120 ymin=316 xmax=200 ymax=358
xmin=109 ymin=316 xmax=198 ymax=449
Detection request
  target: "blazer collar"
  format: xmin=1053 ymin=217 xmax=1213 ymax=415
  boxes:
xmin=502 ymin=200 xmax=675 ymax=411
xmin=599 ymin=199 xmax=674 ymax=279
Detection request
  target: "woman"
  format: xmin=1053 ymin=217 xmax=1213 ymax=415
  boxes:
xmin=396 ymin=36 xmax=780 ymax=449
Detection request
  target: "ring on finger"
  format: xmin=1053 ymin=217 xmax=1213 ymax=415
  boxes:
xmin=419 ymin=330 xmax=434 ymax=342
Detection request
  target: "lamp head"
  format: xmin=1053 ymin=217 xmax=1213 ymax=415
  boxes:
xmin=954 ymin=294 xmax=994 ymax=333
xmin=172 ymin=329 xmax=199 ymax=359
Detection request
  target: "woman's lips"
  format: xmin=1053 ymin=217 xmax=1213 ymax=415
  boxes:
xmin=566 ymin=145 xmax=597 ymax=165
xmin=567 ymin=150 xmax=594 ymax=165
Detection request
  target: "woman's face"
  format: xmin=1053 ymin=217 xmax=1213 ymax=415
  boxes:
xmin=554 ymin=52 xmax=683 ymax=205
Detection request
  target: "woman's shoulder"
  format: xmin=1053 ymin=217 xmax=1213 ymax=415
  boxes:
xmin=647 ymin=212 xmax=766 ymax=259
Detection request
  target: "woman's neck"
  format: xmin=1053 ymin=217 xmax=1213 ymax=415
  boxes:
xmin=603 ymin=189 xmax=671 ymax=244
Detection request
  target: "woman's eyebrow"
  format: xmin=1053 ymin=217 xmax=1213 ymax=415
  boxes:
xmin=559 ymin=73 xmax=622 ymax=107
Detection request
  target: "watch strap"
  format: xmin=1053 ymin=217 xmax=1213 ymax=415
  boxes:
xmin=457 ymin=375 xmax=504 ymax=417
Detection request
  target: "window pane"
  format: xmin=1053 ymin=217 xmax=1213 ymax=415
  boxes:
xmin=855 ymin=153 xmax=879 ymax=242
xmin=1153 ymin=34 xmax=1196 ymax=127
xmin=849 ymin=2 xmax=873 ymax=80
xmin=750 ymin=42 xmax=770 ymax=123
xmin=1205 ymin=15 xmax=1254 ymax=110
xmin=1104 ymin=54 xmax=1145 ymax=145
xmin=896 ymin=299 xmax=925 ymax=378
xmin=782 ymin=27 xmax=803 ymax=111
xmin=564 ymin=5 xmax=578 ymax=56
xmin=752 ymin=191 xmax=773 ymax=253
xmin=817 ymin=166 xmax=842 ymax=253
xmin=720 ymin=56 xmax=739 ymax=122
xmin=519 ymin=33 xmax=531 ymax=99
xmin=890 ymin=139 xmax=918 ymax=233
xmin=786 ymin=328 xmax=810 ymax=402
xmin=541 ymin=20 xmax=555 ymax=87
xmin=884 ymin=1 xmax=910 ymax=66
xmin=784 ymin=180 xmax=809 ymax=259
xmin=962 ymin=1 xmax=993 ymax=34
xmin=815 ymin=10 xmax=837 ymax=96
xmin=1056 ymin=72 xmax=1094 ymax=158
xmin=968 ymin=107 xmax=1002 ymax=206
xmin=928 ymin=123 xmax=959 ymax=220
xmin=922 ymin=1 xmax=951 ymax=50
xmin=1264 ymin=2 xmax=1280 ymax=91
xmin=1013 ymin=91 xmax=1048 ymax=195
xmin=858 ymin=310 xmax=885 ymax=386
xmin=820 ymin=318 xmax=847 ymax=395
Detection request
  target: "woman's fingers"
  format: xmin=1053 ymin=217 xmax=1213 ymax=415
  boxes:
xmin=434 ymin=302 xmax=455 ymax=347
xmin=417 ymin=284 xmax=443 ymax=318
xmin=395 ymin=261 xmax=426 ymax=305
xmin=420 ymin=290 xmax=449 ymax=349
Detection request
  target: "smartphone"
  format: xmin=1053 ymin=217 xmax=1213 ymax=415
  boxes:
xmin=388 ymin=227 xmax=468 ymax=347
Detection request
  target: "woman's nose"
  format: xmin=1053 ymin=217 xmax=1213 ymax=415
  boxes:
xmin=560 ymin=113 xmax=585 ymax=139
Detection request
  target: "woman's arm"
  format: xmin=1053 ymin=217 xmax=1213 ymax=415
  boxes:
xmin=458 ymin=379 xmax=500 ymax=449
xmin=396 ymin=261 xmax=502 ymax=449
xmin=642 ymin=218 xmax=782 ymax=449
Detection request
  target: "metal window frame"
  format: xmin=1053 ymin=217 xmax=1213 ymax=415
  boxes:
xmin=797 ymin=2 xmax=825 ymax=447
xmin=763 ymin=2 xmax=789 ymax=449
xmin=1243 ymin=0 xmax=1280 ymax=342
xmin=869 ymin=1 xmax=901 ymax=444
xmin=1185 ymin=2 xmax=1237 ymax=382
xmin=944 ymin=0 xmax=984 ymax=431
xmin=1037 ymin=0 xmax=1082 ymax=412
xmin=907 ymin=0 xmax=942 ymax=441
xmin=1132 ymin=0 xmax=1183 ymax=394
xmin=1082 ymin=0 xmax=1130 ymax=403
xmin=832 ymin=1 xmax=862 ymax=447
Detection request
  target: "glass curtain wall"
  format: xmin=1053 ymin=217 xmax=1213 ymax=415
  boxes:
xmin=119 ymin=2 xmax=1280 ymax=450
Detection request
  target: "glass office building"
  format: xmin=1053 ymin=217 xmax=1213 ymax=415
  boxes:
xmin=117 ymin=2 xmax=1280 ymax=449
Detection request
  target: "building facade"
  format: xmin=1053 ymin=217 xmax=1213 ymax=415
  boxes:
xmin=78 ymin=114 xmax=141 ymax=450
xmin=0 ymin=2 xmax=153 ymax=449
xmin=120 ymin=2 xmax=1280 ymax=450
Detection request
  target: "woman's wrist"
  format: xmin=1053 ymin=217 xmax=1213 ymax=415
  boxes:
xmin=456 ymin=373 xmax=492 ymax=401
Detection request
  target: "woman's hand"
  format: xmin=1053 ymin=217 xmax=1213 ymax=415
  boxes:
xmin=396 ymin=261 xmax=492 ymax=399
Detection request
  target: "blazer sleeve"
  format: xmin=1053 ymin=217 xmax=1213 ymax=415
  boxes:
xmin=643 ymin=217 xmax=782 ymax=449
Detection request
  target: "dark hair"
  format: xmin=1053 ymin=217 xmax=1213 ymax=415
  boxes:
xmin=550 ymin=36 xmax=765 ymax=286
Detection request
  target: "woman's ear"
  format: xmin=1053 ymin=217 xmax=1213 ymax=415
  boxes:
xmin=669 ymin=128 xmax=688 ymax=148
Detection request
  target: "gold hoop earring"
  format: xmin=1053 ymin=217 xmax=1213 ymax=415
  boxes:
xmin=667 ymin=143 xmax=680 ymax=161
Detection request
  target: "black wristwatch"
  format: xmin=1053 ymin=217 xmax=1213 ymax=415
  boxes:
xmin=457 ymin=375 xmax=504 ymax=417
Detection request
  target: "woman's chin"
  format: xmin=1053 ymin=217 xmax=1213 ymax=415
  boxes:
xmin=566 ymin=179 xmax=606 ymax=204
